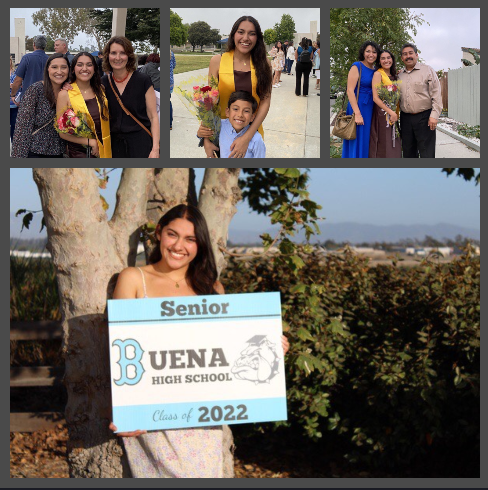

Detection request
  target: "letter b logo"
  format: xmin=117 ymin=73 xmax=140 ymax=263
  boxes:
xmin=112 ymin=338 xmax=145 ymax=386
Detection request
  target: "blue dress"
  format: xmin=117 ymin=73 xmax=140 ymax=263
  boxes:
xmin=342 ymin=61 xmax=376 ymax=158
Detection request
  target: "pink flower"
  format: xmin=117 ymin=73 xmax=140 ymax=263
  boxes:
xmin=70 ymin=116 xmax=81 ymax=127
xmin=66 ymin=109 xmax=75 ymax=117
xmin=387 ymin=86 xmax=393 ymax=92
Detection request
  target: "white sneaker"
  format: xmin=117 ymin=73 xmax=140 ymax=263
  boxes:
xmin=273 ymin=84 xmax=279 ymax=88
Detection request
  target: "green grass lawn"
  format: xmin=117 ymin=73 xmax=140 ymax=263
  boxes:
xmin=174 ymin=54 xmax=214 ymax=74
xmin=174 ymin=53 xmax=274 ymax=74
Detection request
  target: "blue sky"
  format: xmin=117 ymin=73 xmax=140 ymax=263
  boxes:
xmin=10 ymin=168 xmax=480 ymax=237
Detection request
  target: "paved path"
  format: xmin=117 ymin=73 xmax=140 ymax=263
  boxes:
xmin=170 ymin=68 xmax=321 ymax=158
xmin=330 ymin=106 xmax=479 ymax=158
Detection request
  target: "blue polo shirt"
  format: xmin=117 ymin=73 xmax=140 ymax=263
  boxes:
xmin=219 ymin=119 xmax=266 ymax=158
xmin=14 ymin=50 xmax=49 ymax=100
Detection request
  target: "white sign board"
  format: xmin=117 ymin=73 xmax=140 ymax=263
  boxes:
xmin=107 ymin=292 xmax=287 ymax=432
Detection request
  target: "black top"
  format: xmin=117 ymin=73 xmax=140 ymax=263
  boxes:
xmin=101 ymin=71 xmax=153 ymax=134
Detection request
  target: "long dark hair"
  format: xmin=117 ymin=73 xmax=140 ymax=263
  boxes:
xmin=376 ymin=49 xmax=398 ymax=80
xmin=274 ymin=41 xmax=284 ymax=53
xmin=43 ymin=53 xmax=70 ymax=109
xmin=148 ymin=204 xmax=219 ymax=296
xmin=227 ymin=16 xmax=272 ymax=99
xmin=69 ymin=52 xmax=108 ymax=121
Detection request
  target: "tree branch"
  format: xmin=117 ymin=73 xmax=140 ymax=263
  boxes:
xmin=109 ymin=168 xmax=153 ymax=266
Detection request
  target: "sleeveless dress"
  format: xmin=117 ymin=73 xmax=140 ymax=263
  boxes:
xmin=369 ymin=68 xmax=401 ymax=158
xmin=342 ymin=61 xmax=376 ymax=158
xmin=121 ymin=268 xmax=225 ymax=478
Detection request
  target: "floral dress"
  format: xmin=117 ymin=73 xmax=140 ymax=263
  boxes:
xmin=270 ymin=48 xmax=285 ymax=72
xmin=121 ymin=268 xmax=228 ymax=478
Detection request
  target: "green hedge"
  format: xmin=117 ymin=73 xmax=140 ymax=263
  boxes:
xmin=220 ymin=248 xmax=480 ymax=469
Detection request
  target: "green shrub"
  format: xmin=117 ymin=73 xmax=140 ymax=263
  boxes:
xmin=221 ymin=248 xmax=480 ymax=470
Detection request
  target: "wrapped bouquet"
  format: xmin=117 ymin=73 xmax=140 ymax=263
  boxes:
xmin=55 ymin=107 xmax=96 ymax=157
xmin=175 ymin=75 xmax=221 ymax=147
xmin=374 ymin=80 xmax=402 ymax=141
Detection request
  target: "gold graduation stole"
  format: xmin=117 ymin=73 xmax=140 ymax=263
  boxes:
xmin=68 ymin=82 xmax=112 ymax=158
xmin=377 ymin=68 xmax=400 ymax=118
xmin=219 ymin=50 xmax=264 ymax=139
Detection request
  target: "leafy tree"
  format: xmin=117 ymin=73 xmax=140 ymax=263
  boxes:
xmin=24 ymin=168 xmax=321 ymax=477
xmin=32 ymin=8 xmax=102 ymax=49
xmin=187 ymin=21 xmax=219 ymax=52
xmin=170 ymin=9 xmax=188 ymax=46
xmin=442 ymin=168 xmax=480 ymax=185
xmin=25 ymin=36 xmax=34 ymax=51
xmin=89 ymin=8 xmax=160 ymax=51
xmin=263 ymin=28 xmax=277 ymax=46
xmin=273 ymin=14 xmax=296 ymax=43
xmin=330 ymin=8 xmax=428 ymax=109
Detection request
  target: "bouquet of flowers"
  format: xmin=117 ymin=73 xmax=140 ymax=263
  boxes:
xmin=175 ymin=75 xmax=221 ymax=146
xmin=374 ymin=80 xmax=402 ymax=140
xmin=55 ymin=107 xmax=96 ymax=157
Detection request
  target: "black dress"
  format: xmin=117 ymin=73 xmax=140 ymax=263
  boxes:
xmin=101 ymin=71 xmax=154 ymax=158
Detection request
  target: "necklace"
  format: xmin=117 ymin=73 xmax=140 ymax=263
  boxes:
xmin=156 ymin=268 xmax=187 ymax=288
xmin=113 ymin=71 xmax=129 ymax=83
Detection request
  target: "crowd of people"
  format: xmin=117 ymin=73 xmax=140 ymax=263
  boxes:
xmin=10 ymin=34 xmax=160 ymax=158
xmin=169 ymin=17 xmax=320 ymax=158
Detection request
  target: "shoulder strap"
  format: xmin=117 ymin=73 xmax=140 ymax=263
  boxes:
xmin=137 ymin=267 xmax=147 ymax=298
xmin=108 ymin=74 xmax=152 ymax=138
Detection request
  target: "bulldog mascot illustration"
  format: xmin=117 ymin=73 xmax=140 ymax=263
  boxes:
xmin=232 ymin=335 xmax=280 ymax=384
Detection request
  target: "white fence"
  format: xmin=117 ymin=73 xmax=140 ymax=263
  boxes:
xmin=448 ymin=64 xmax=480 ymax=126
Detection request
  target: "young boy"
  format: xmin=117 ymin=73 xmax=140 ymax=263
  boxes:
xmin=219 ymin=91 xmax=266 ymax=158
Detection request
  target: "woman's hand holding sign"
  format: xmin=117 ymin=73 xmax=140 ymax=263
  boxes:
xmin=109 ymin=421 xmax=147 ymax=438
xmin=281 ymin=335 xmax=289 ymax=355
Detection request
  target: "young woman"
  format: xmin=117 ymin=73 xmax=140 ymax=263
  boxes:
xmin=341 ymin=40 xmax=379 ymax=158
xmin=11 ymin=53 xmax=69 ymax=158
xmin=369 ymin=49 xmax=401 ymax=158
xmin=101 ymin=36 xmax=159 ymax=158
xmin=57 ymin=52 xmax=111 ymax=158
xmin=197 ymin=15 xmax=273 ymax=158
xmin=295 ymin=38 xmax=314 ymax=97
xmin=314 ymin=41 xmax=320 ymax=91
xmin=109 ymin=204 xmax=290 ymax=478
xmin=271 ymin=41 xmax=285 ymax=88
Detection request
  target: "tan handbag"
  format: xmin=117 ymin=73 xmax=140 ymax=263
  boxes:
xmin=332 ymin=64 xmax=362 ymax=140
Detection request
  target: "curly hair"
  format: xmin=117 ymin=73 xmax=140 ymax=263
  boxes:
xmin=102 ymin=36 xmax=137 ymax=73
xmin=227 ymin=16 xmax=272 ymax=99
xmin=358 ymin=41 xmax=380 ymax=61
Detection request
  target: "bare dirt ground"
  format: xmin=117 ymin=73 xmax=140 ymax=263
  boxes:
xmin=10 ymin=427 xmax=394 ymax=478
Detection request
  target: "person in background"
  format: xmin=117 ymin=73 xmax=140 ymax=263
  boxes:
xmin=314 ymin=41 xmax=320 ymax=92
xmin=11 ymin=53 xmax=69 ymax=158
xmin=54 ymin=38 xmax=74 ymax=64
xmin=286 ymin=41 xmax=295 ymax=76
xmin=282 ymin=40 xmax=289 ymax=73
xmin=170 ymin=47 xmax=176 ymax=130
xmin=140 ymin=53 xmax=160 ymax=92
xmin=295 ymin=37 xmax=313 ymax=96
xmin=10 ymin=57 xmax=21 ymax=143
xmin=10 ymin=35 xmax=49 ymax=104
xmin=137 ymin=54 xmax=148 ymax=70
xmin=312 ymin=41 xmax=318 ymax=78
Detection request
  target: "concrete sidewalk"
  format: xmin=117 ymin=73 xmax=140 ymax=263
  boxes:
xmin=330 ymin=109 xmax=480 ymax=158
xmin=170 ymin=68 xmax=321 ymax=158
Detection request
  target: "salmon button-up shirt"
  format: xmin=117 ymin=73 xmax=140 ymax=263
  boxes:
xmin=397 ymin=62 xmax=443 ymax=119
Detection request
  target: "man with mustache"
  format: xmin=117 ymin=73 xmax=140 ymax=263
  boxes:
xmin=397 ymin=43 xmax=443 ymax=157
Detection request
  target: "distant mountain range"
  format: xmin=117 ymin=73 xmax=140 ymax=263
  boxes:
xmin=228 ymin=222 xmax=480 ymax=245
xmin=10 ymin=212 xmax=479 ymax=245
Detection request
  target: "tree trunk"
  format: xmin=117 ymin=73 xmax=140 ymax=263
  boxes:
xmin=198 ymin=168 xmax=242 ymax=274
xmin=33 ymin=168 xmax=151 ymax=477
xmin=32 ymin=168 xmax=240 ymax=478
